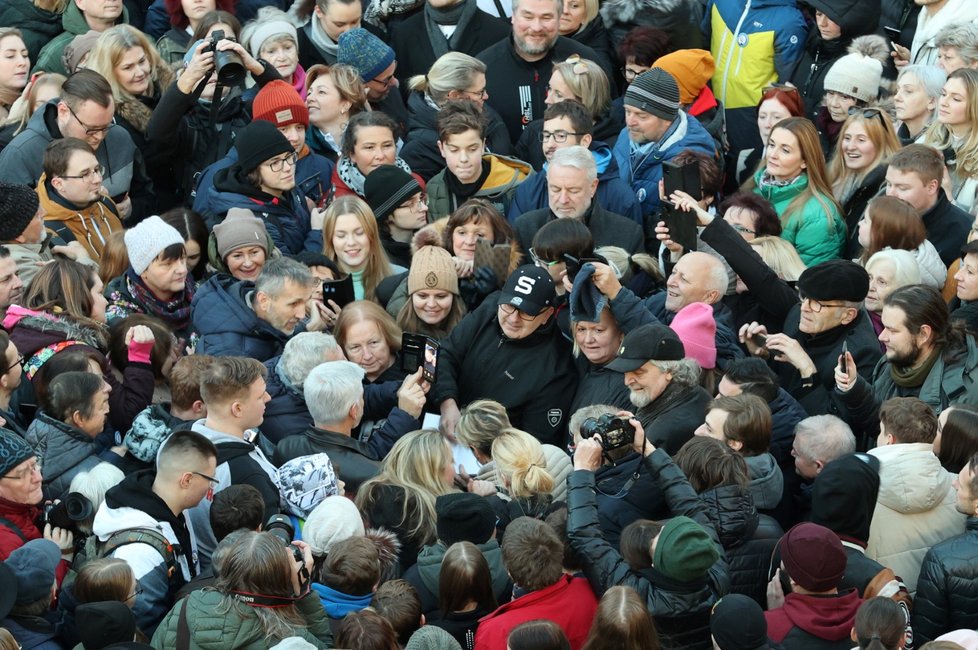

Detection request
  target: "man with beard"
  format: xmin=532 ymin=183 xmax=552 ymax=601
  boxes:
xmin=605 ymin=322 xmax=711 ymax=455
xmin=476 ymin=0 xmax=613 ymax=144
xmin=836 ymin=284 xmax=978 ymax=437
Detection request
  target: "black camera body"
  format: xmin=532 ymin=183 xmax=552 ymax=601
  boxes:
xmin=44 ymin=492 xmax=94 ymax=530
xmin=266 ymin=514 xmax=304 ymax=564
xmin=580 ymin=414 xmax=634 ymax=451
xmin=205 ymin=30 xmax=245 ymax=87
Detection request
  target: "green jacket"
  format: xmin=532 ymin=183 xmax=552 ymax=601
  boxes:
xmin=33 ymin=2 xmax=130 ymax=75
xmin=151 ymin=589 xmax=334 ymax=649
xmin=752 ymin=169 xmax=845 ymax=266
xmin=427 ymin=153 xmax=532 ymax=220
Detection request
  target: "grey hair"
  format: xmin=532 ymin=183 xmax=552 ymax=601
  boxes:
xmin=255 ymin=256 xmax=315 ymax=297
xmin=793 ymin=415 xmax=856 ymax=463
xmin=279 ymin=332 xmax=342 ymax=388
xmin=69 ymin=462 xmax=124 ymax=532
xmin=866 ymin=249 xmax=921 ymax=291
xmin=649 ymin=358 xmax=701 ymax=387
xmin=897 ymin=64 xmax=947 ymax=101
xmin=704 ymin=255 xmax=728 ymax=297
xmin=304 ymin=360 xmax=366 ymax=426
xmin=935 ymin=23 xmax=978 ymax=66
xmin=511 ymin=0 xmax=563 ymax=16
xmin=406 ymin=52 xmax=485 ymax=105
xmin=549 ymin=145 xmax=597 ymax=184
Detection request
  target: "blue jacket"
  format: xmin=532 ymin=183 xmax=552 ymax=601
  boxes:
xmin=191 ymin=274 xmax=300 ymax=361
xmin=197 ymin=163 xmax=322 ymax=255
xmin=507 ymin=142 xmax=642 ymax=223
xmin=612 ymin=112 xmax=716 ymax=217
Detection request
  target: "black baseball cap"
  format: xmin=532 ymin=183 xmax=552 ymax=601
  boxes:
xmin=606 ymin=323 xmax=686 ymax=373
xmin=498 ymin=265 xmax=556 ymax=317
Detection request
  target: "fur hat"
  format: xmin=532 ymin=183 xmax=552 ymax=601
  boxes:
xmin=365 ymin=527 xmax=403 ymax=583
xmin=124 ymin=215 xmax=186 ymax=275
xmin=669 ymin=302 xmax=717 ymax=370
xmin=408 ymin=246 xmax=458 ymax=296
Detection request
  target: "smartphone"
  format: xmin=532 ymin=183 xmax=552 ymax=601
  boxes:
xmin=663 ymin=159 xmax=703 ymax=201
xmin=321 ymin=275 xmax=355 ymax=308
xmin=750 ymin=332 xmax=768 ymax=349
xmin=838 ymin=340 xmax=849 ymax=373
xmin=562 ymin=253 xmax=607 ymax=282
xmin=400 ymin=333 xmax=439 ymax=383
xmin=883 ymin=25 xmax=901 ymax=47
xmin=662 ymin=205 xmax=698 ymax=253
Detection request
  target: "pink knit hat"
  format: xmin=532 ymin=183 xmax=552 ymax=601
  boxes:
xmin=669 ymin=302 xmax=716 ymax=370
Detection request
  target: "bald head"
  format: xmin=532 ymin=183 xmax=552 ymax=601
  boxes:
xmin=665 ymin=252 xmax=726 ymax=313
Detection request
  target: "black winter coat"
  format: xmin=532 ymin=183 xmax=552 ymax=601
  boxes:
xmin=273 ymin=427 xmax=383 ymax=496
xmin=921 ymin=189 xmax=973 ymax=267
xmin=699 ymin=485 xmax=783 ymax=607
xmin=566 ymin=16 xmax=616 ymax=76
xmin=841 ymin=165 xmax=887 ymax=259
xmin=567 ymin=450 xmax=730 ymax=650
xmin=514 ymin=202 xmax=644 ymax=259
xmin=878 ymin=0 xmax=920 ymax=50
xmin=912 ymin=517 xmax=978 ymax=644
xmin=591 ymin=453 xmax=669 ymax=549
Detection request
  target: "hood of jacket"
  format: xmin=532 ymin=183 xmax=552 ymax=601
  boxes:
xmin=772 ymin=589 xmax=862 ymax=642
xmin=191 ymin=274 xmax=281 ymax=343
xmin=159 ymin=589 xmax=272 ymax=648
xmin=869 ymin=443 xmax=954 ymax=514
xmin=415 ymin=539 xmax=508 ymax=597
xmin=406 ymin=91 xmax=438 ymax=137
xmin=592 ymin=142 xmax=614 ymax=178
xmin=745 ymin=453 xmax=784 ymax=511
xmin=479 ymin=154 xmax=533 ymax=195
xmin=37 ymin=172 xmax=121 ymax=232
xmin=26 ymin=411 xmax=97 ymax=486
xmin=61 ymin=0 xmax=130 ymax=36
xmin=311 ymin=582 xmax=372 ymax=618
xmin=599 ymin=0 xmax=685 ymax=28
xmin=699 ymin=484 xmax=759 ymax=550
xmin=804 ymin=0 xmax=880 ymax=38
xmin=4 ymin=306 xmax=106 ymax=356
xmin=914 ymin=238 xmax=948 ymax=289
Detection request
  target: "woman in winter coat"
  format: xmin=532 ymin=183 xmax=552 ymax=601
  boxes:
xmin=558 ymin=0 xmax=615 ymax=74
xmin=570 ymin=307 xmax=632 ymax=415
xmin=864 ymin=249 xmax=922 ymax=344
xmin=828 ymin=107 xmax=902 ymax=258
xmin=241 ymin=8 xmax=308 ymax=100
xmin=856 ymin=195 xmax=946 ymax=290
xmin=745 ymin=117 xmax=846 ymax=265
xmin=921 ymin=68 xmax=978 ymax=214
xmin=152 ymin=531 xmax=334 ymax=649
xmin=3 ymin=258 xmax=156 ymax=434
xmin=893 ymin=64 xmax=945 ymax=144
xmin=305 ymin=64 xmax=368 ymax=164
xmin=483 ymin=428 xmax=559 ymax=540
xmin=331 ymin=111 xmax=422 ymax=200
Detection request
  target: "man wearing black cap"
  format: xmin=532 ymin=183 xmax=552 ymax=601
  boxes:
xmin=364 ymin=164 xmax=428 ymax=268
xmin=612 ymin=67 xmax=716 ymax=217
xmin=606 ymin=321 xmax=712 ymax=455
xmin=433 ymin=264 xmax=577 ymax=445
xmin=837 ymin=285 xmax=978 ymax=435
xmin=741 ymin=259 xmax=881 ymax=434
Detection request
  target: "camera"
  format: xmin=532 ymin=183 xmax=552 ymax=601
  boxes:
xmin=205 ymin=30 xmax=245 ymax=87
xmin=580 ymin=414 xmax=635 ymax=451
xmin=266 ymin=514 xmax=304 ymax=564
xmin=562 ymin=252 xmax=608 ymax=282
xmin=44 ymin=492 xmax=94 ymax=530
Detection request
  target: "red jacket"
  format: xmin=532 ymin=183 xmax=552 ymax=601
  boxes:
xmin=0 ymin=496 xmax=70 ymax=584
xmin=765 ymin=589 xmax=862 ymax=648
xmin=474 ymin=575 xmax=597 ymax=650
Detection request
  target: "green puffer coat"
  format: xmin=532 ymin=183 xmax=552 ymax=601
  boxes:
xmin=151 ymin=589 xmax=333 ymax=649
xmin=752 ymin=169 xmax=845 ymax=266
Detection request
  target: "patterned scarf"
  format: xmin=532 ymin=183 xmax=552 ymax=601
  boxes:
xmin=125 ymin=269 xmax=195 ymax=333
xmin=337 ymin=155 xmax=413 ymax=198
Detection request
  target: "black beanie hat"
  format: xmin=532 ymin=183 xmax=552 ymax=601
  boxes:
xmin=76 ymin=601 xmax=137 ymax=649
xmin=810 ymin=452 xmax=881 ymax=543
xmin=710 ymin=594 xmax=771 ymax=650
xmin=798 ymin=259 xmax=869 ymax=303
xmin=435 ymin=492 xmax=496 ymax=546
xmin=364 ymin=165 xmax=422 ymax=222
xmin=0 ymin=182 xmax=40 ymax=241
xmin=235 ymin=120 xmax=293 ymax=174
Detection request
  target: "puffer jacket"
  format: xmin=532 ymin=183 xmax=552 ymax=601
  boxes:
xmin=426 ymin=154 xmax=533 ymax=221
xmin=403 ymin=540 xmax=512 ymax=618
xmin=699 ymin=484 xmax=783 ymax=606
xmin=151 ymin=588 xmax=333 ymax=649
xmin=570 ymin=356 xmax=633 ymax=416
xmin=26 ymin=411 xmax=103 ymax=500
xmin=911 ymin=238 xmax=948 ymax=290
xmin=913 ymin=516 xmax=978 ymax=644
xmin=191 ymin=274 xmax=298 ymax=361
xmin=866 ymin=443 xmax=968 ymax=594
xmin=567 ymin=450 xmax=730 ymax=650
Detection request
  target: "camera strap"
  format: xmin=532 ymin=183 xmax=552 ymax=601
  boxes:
xmin=229 ymin=590 xmax=302 ymax=608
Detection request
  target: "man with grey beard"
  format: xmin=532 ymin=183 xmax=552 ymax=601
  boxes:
xmin=606 ymin=322 xmax=712 ymax=455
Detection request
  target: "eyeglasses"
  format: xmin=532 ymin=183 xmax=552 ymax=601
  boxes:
xmin=730 ymin=224 xmax=756 ymax=235
xmin=499 ymin=303 xmax=538 ymax=321
xmin=2 ymin=354 xmax=24 ymax=374
xmin=66 ymin=104 xmax=113 ymax=137
xmin=398 ymin=194 xmax=428 ymax=213
xmin=126 ymin=585 xmax=144 ymax=600
xmin=58 ymin=165 xmax=105 ymax=182
xmin=848 ymin=106 xmax=886 ymax=122
xmin=370 ymin=66 xmax=397 ymax=88
xmin=265 ymin=152 xmax=298 ymax=172
xmin=621 ymin=66 xmax=649 ymax=82
xmin=528 ymin=247 xmax=559 ymax=268
xmin=460 ymin=86 xmax=487 ymax=101
xmin=563 ymin=54 xmax=588 ymax=75
xmin=539 ymin=130 xmax=583 ymax=143
xmin=191 ymin=470 xmax=220 ymax=487
xmin=799 ymin=294 xmax=850 ymax=313
xmin=1 ymin=460 xmax=40 ymax=481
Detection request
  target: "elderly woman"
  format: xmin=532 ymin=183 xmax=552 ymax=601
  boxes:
xmin=894 ymin=64 xmax=946 ymax=144
xmin=242 ymin=7 xmax=306 ymax=99
xmin=207 ymin=208 xmax=276 ymax=281
xmin=864 ymin=248 xmax=921 ymax=343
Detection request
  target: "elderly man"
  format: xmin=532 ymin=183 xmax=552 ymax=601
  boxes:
xmin=434 ymin=265 xmax=577 ymax=445
xmin=476 ymin=0 xmax=613 ymax=144
xmin=274 ymin=360 xmax=425 ymax=495
xmin=791 ymin=415 xmax=856 ymax=483
xmin=613 ymin=67 xmax=716 ymax=216
xmin=606 ymin=322 xmax=712 ymax=455
xmin=34 ymin=0 xmax=129 ymax=75
xmin=742 ymin=260 xmax=880 ymax=435
xmin=513 ymin=146 xmax=643 ymax=256
xmin=193 ymin=256 xmax=329 ymax=361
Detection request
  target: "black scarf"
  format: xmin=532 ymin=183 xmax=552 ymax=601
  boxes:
xmin=424 ymin=0 xmax=479 ymax=58
xmin=445 ymin=158 xmax=491 ymax=207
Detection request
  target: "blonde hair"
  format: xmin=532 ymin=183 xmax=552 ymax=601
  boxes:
xmin=492 ymin=428 xmax=554 ymax=498
xmin=86 ymin=25 xmax=172 ymax=106
xmin=356 ymin=429 xmax=454 ymax=545
xmin=750 ymin=236 xmax=807 ymax=282
xmin=552 ymin=57 xmax=610 ymax=119
xmin=3 ymin=72 xmax=65 ymax=135
xmin=306 ymin=64 xmax=368 ymax=117
xmin=322 ymin=195 xmax=393 ymax=301
xmin=828 ymin=110 xmax=902 ymax=199
xmin=922 ymin=68 xmax=978 ymax=179
xmin=407 ymin=52 xmax=486 ymax=106
xmin=456 ymin=399 xmax=511 ymax=455
xmin=334 ymin=300 xmax=402 ymax=355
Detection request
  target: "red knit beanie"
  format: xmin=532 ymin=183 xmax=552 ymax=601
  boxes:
xmin=253 ymin=79 xmax=309 ymax=128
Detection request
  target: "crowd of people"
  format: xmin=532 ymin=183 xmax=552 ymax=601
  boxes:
xmin=0 ymin=0 xmax=978 ymax=648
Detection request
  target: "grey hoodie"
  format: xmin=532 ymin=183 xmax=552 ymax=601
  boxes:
xmin=744 ymin=453 xmax=784 ymax=511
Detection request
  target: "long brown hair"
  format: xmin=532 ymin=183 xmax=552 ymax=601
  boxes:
xmin=859 ymin=195 xmax=926 ymax=263
xmin=24 ymin=258 xmax=106 ymax=343
xmin=322 ymin=195 xmax=394 ymax=301
xmin=439 ymin=541 xmax=497 ymax=616
xmin=581 ymin=586 xmax=660 ymax=650
xmin=395 ymin=290 xmax=466 ymax=340
xmin=828 ymin=110 xmax=902 ymax=197
xmin=74 ymin=558 xmax=133 ymax=603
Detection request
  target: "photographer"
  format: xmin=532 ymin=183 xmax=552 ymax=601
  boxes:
xmin=566 ymin=412 xmax=729 ymax=650
xmin=152 ymin=531 xmax=333 ymax=648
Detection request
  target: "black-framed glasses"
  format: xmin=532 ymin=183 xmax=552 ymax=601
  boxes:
xmin=191 ymin=471 xmax=219 ymax=487
xmin=540 ymin=130 xmax=583 ymax=143
xmin=265 ymin=152 xmax=298 ymax=172
xmin=799 ymin=293 xmax=849 ymax=313
xmin=370 ymin=66 xmax=397 ymax=87
xmin=621 ymin=66 xmax=649 ymax=82
xmin=127 ymin=585 xmax=144 ymax=600
xmin=2 ymin=354 xmax=25 ymax=374
xmin=66 ymin=104 xmax=113 ymax=136
xmin=58 ymin=165 xmax=105 ymax=182
xmin=499 ymin=303 xmax=538 ymax=321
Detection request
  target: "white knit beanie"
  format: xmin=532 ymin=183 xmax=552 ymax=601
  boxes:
xmin=124 ymin=215 xmax=185 ymax=275
xmin=303 ymin=495 xmax=365 ymax=557
xmin=823 ymin=52 xmax=883 ymax=103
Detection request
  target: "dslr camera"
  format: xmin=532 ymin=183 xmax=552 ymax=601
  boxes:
xmin=580 ymin=414 xmax=635 ymax=451
xmin=266 ymin=514 xmax=304 ymax=564
xmin=204 ymin=30 xmax=245 ymax=87
xmin=44 ymin=492 xmax=94 ymax=531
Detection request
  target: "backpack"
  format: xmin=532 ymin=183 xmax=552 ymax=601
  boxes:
xmin=72 ymin=528 xmax=178 ymax=581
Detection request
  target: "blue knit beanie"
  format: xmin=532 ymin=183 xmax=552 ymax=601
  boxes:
xmin=337 ymin=28 xmax=395 ymax=82
xmin=0 ymin=429 xmax=35 ymax=478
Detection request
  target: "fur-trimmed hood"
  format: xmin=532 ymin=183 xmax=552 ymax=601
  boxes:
xmin=364 ymin=526 xmax=403 ymax=582
xmin=3 ymin=305 xmax=107 ymax=354
xmin=599 ymin=0 xmax=684 ymax=27
xmin=114 ymin=72 xmax=173 ymax=136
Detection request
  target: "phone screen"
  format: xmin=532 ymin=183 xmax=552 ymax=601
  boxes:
xmin=422 ymin=339 xmax=438 ymax=383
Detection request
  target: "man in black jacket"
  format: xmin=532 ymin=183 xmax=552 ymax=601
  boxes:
xmin=274 ymin=360 xmax=425 ymax=495
xmin=477 ymin=0 xmax=613 ymax=144
xmin=514 ymin=145 xmax=643 ymax=257
xmin=913 ymin=451 xmax=978 ymax=644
